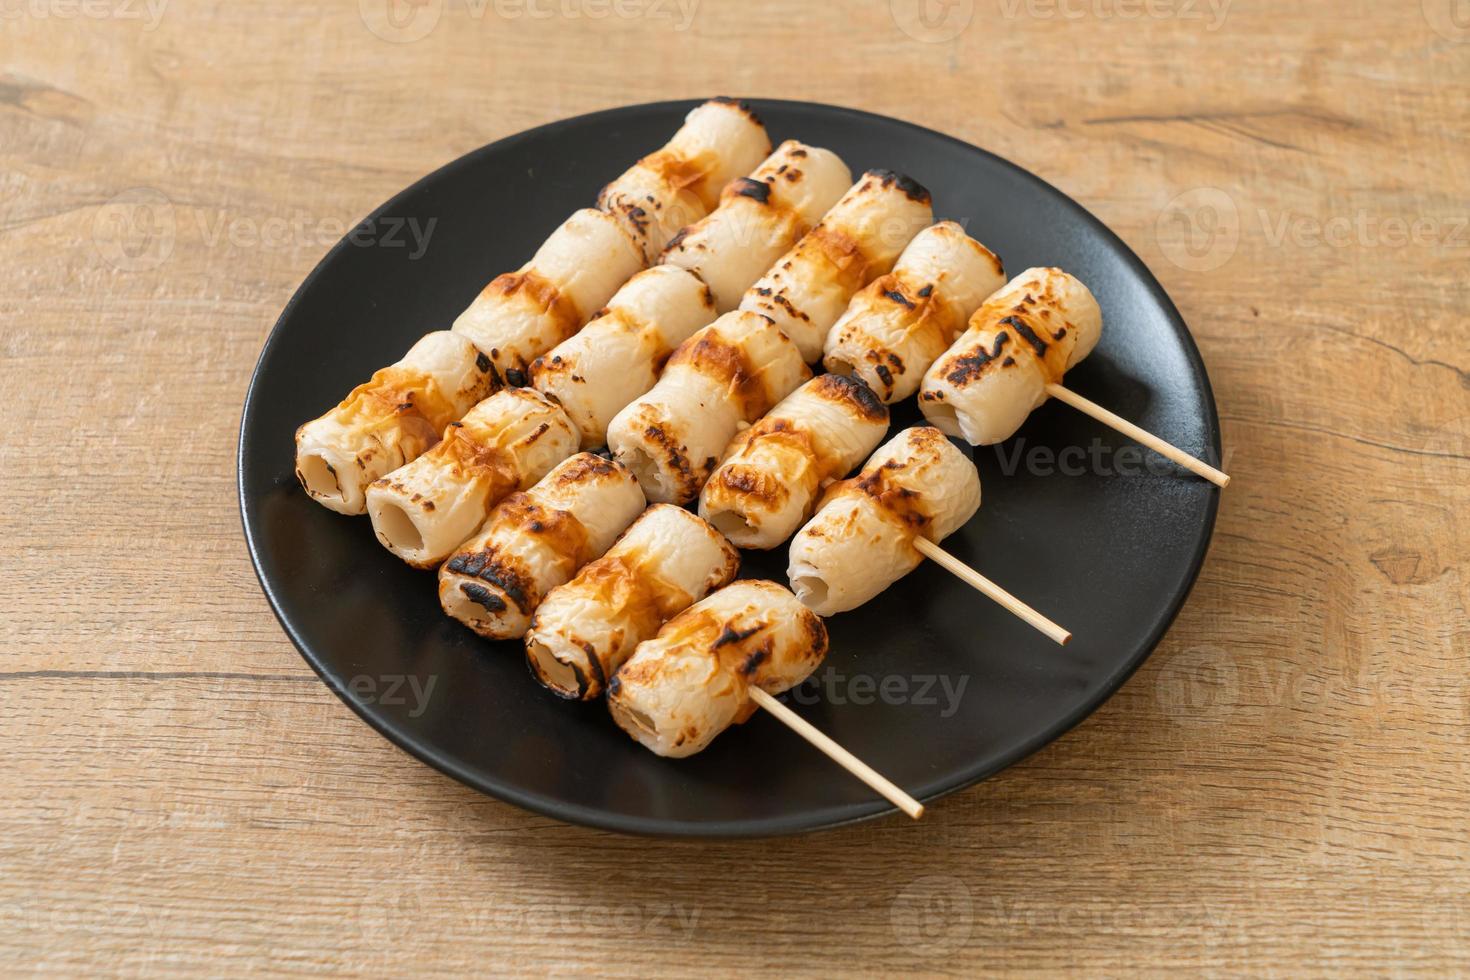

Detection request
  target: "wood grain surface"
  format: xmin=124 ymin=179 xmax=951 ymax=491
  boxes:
xmin=2 ymin=0 xmax=1466 ymax=974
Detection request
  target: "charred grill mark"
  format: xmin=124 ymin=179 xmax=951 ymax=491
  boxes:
xmin=714 ymin=624 xmax=762 ymax=648
xmin=505 ymin=368 xmax=527 ymax=387
xmin=884 ymin=288 xmax=915 ymax=309
xmin=738 ymin=645 xmax=771 ymax=677
xmin=554 ymin=453 xmax=621 ymax=484
xmin=476 ymin=561 xmax=532 ymax=613
xmin=1003 ymin=315 xmax=1050 ymax=358
xmin=624 ymin=205 xmax=649 ymax=235
xmin=582 ymin=641 xmax=606 ymax=694
xmin=812 ymin=372 xmax=888 ymax=422
xmin=864 ymin=169 xmax=931 ymax=204
xmin=459 ymin=583 xmax=507 ymax=613
xmin=731 ymin=177 xmax=771 ymax=203
xmin=664 ymin=227 xmax=690 ymax=252
xmin=917 ymin=284 xmax=934 ymax=298
xmin=944 ymin=331 xmax=1011 ymax=385
xmin=802 ymin=609 xmax=829 ymax=659
xmin=640 ymin=421 xmax=694 ymax=491
xmin=445 ymin=551 xmax=487 ymax=576
xmin=845 ymin=428 xmax=949 ymax=532
xmin=771 ymin=293 xmax=809 ymax=321
xmin=875 ymin=364 xmax=893 ymax=387
xmin=336 ymin=365 xmax=458 ymax=435
xmin=710 ymin=95 xmax=763 ymax=127
xmin=475 ymin=351 xmax=491 ymax=373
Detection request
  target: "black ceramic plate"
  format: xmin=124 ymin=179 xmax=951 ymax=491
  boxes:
xmin=239 ymin=99 xmax=1221 ymax=837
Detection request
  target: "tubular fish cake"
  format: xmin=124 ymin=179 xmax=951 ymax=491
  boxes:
xmin=787 ymin=425 xmax=981 ymax=616
xmin=452 ymin=208 xmax=644 ymax=386
xmin=605 ymin=310 xmax=811 ymax=505
xmin=824 ymin=221 xmax=1005 ymax=404
xmin=738 ymin=169 xmax=934 ymax=361
xmin=598 ymin=98 xmax=772 ymax=262
xmin=919 ymin=267 xmax=1103 ymax=445
xmin=366 ymin=388 xmax=578 ymax=568
xmin=607 ymin=580 xmax=829 ymax=758
xmin=698 ymin=374 xmax=890 ymax=550
xmin=295 ymin=331 xmax=499 ymax=515
xmin=525 ymin=504 xmax=740 ymax=700
xmin=662 ymin=140 xmax=851 ymax=312
xmin=530 ymin=265 xmax=716 ymax=450
xmin=438 ymin=453 xmax=645 ymax=640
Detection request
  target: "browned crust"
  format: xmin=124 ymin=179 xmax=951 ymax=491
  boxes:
xmin=383 ymin=419 xmax=521 ymax=500
xmin=624 ymin=404 xmax=700 ymax=502
xmin=826 ymin=425 xmax=954 ymax=536
xmin=800 ymin=223 xmax=874 ymax=295
xmin=666 ymin=329 xmax=772 ymax=420
xmin=332 ymin=364 xmax=459 ymax=434
xmin=941 ymin=275 xmax=1077 ymax=388
xmin=807 ymin=372 xmax=889 ymax=425
xmin=441 ymin=493 xmax=591 ymax=620
xmin=556 ymin=555 xmax=669 ymax=690
xmin=707 ymin=419 xmax=813 ymax=514
xmin=610 ymin=583 xmax=828 ymax=730
xmin=479 ymin=269 xmax=584 ymax=353
xmin=860 ymin=168 xmax=931 ymax=204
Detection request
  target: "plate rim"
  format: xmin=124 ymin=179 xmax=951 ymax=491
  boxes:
xmin=237 ymin=97 xmax=1222 ymax=838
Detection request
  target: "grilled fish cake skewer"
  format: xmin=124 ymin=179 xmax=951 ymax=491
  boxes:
xmin=525 ymin=504 xmax=740 ymax=700
xmin=698 ymin=374 xmax=889 ymax=550
xmin=605 ymin=310 xmax=810 ymax=505
xmin=662 ymin=139 xmax=851 ymax=312
xmin=530 ymin=267 xmax=717 ymax=451
xmin=738 ymin=169 xmax=933 ymax=362
xmin=598 ymin=97 xmax=772 ymax=262
xmin=452 ymin=208 xmax=645 ymax=387
xmin=786 ymin=425 xmax=981 ymax=617
xmin=438 ymin=453 xmax=645 ymax=640
xmin=918 ymin=266 xmax=1102 ymax=446
xmin=294 ymin=331 xmax=499 ymax=515
xmin=608 ymin=580 xmax=827 ymax=758
xmin=366 ymin=388 xmax=578 ymax=568
xmin=823 ymin=221 xmax=1005 ymax=403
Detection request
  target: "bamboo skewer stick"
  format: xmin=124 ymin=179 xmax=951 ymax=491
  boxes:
xmin=747 ymin=686 xmax=924 ymax=820
xmin=912 ymin=537 xmax=1072 ymax=646
xmin=1044 ymin=383 xmax=1231 ymax=488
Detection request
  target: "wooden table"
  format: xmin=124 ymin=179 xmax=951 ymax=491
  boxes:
xmin=3 ymin=1 xmax=1465 ymax=974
